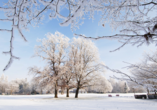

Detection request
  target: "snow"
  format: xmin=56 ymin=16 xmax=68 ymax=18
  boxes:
xmin=0 ymin=93 xmax=157 ymax=110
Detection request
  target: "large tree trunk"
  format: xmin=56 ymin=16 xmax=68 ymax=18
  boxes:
xmin=66 ymin=88 xmax=69 ymax=97
xmin=75 ymin=87 xmax=80 ymax=98
xmin=75 ymin=81 xmax=80 ymax=98
xmin=54 ymin=88 xmax=58 ymax=98
xmin=54 ymin=82 xmax=58 ymax=98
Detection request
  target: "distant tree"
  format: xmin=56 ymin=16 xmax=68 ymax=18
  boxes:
xmin=109 ymin=78 xmax=130 ymax=93
xmin=90 ymin=76 xmax=113 ymax=93
xmin=15 ymin=78 xmax=30 ymax=94
xmin=109 ymin=78 xmax=119 ymax=93
xmin=8 ymin=80 xmax=19 ymax=95
xmin=0 ymin=75 xmax=31 ymax=95
xmin=0 ymin=74 xmax=8 ymax=94
xmin=124 ymin=82 xmax=130 ymax=93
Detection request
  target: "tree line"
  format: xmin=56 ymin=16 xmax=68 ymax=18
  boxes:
xmin=1 ymin=73 xmax=144 ymax=96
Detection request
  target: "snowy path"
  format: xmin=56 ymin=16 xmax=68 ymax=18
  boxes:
xmin=0 ymin=94 xmax=156 ymax=110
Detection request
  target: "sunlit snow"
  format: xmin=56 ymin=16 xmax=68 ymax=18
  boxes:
xmin=0 ymin=93 xmax=156 ymax=110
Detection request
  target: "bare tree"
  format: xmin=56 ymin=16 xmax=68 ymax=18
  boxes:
xmin=29 ymin=31 xmax=69 ymax=98
xmin=70 ymin=37 xmax=103 ymax=98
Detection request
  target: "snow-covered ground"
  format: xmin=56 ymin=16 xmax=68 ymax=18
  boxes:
xmin=0 ymin=93 xmax=156 ymax=110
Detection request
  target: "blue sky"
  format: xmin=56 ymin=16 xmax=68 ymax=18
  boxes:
xmin=0 ymin=1 xmax=156 ymax=81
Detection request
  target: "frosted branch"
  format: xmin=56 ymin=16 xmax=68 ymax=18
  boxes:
xmin=17 ymin=28 xmax=27 ymax=42
xmin=0 ymin=29 xmax=11 ymax=32
xmin=0 ymin=19 xmax=12 ymax=22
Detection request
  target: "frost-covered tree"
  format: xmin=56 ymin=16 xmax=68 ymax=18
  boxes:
xmin=109 ymin=78 xmax=122 ymax=93
xmin=0 ymin=75 xmax=32 ymax=95
xmin=70 ymin=37 xmax=103 ymax=98
xmin=124 ymin=82 xmax=130 ymax=93
xmin=90 ymin=76 xmax=112 ymax=93
xmin=29 ymin=31 xmax=69 ymax=98
xmin=109 ymin=78 xmax=129 ymax=93
xmin=0 ymin=74 xmax=31 ymax=95
xmin=106 ymin=51 xmax=157 ymax=94
xmin=14 ymin=78 xmax=30 ymax=94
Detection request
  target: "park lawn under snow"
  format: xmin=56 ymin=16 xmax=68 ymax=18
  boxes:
xmin=0 ymin=93 xmax=157 ymax=110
